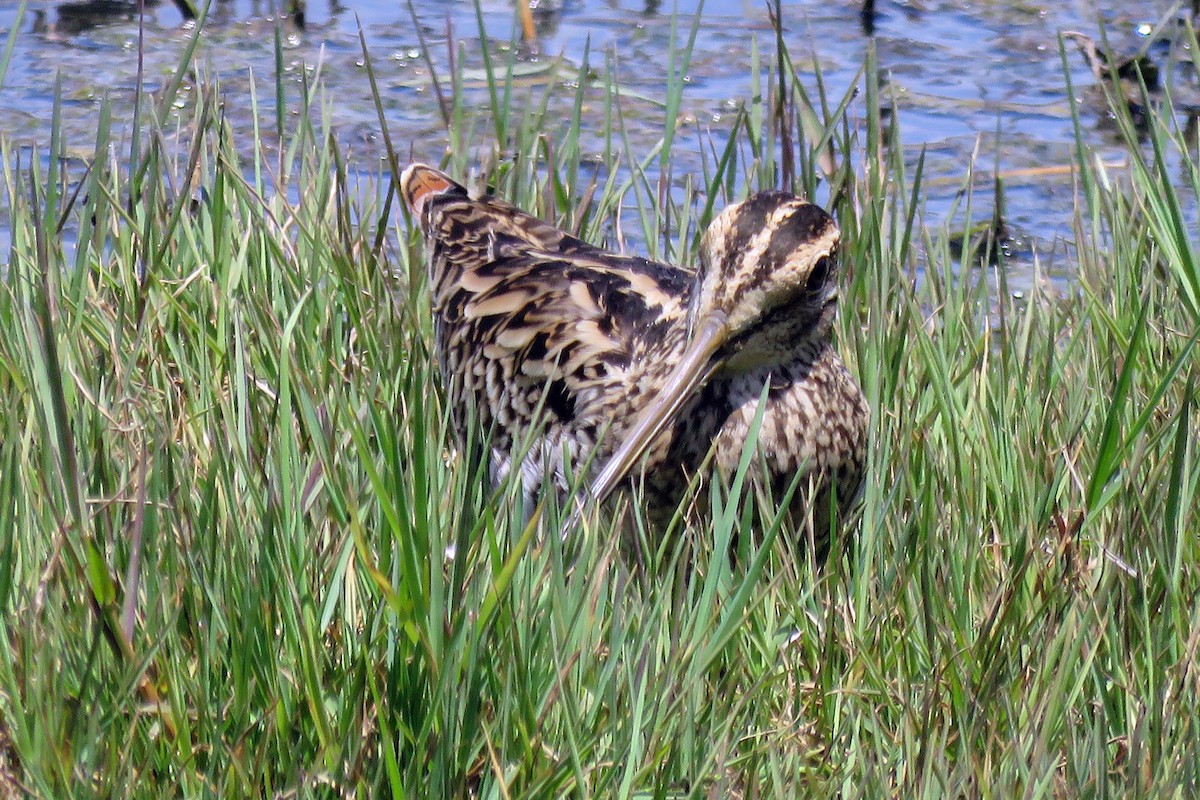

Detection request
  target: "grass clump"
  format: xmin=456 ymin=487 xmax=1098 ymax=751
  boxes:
xmin=0 ymin=8 xmax=1198 ymax=799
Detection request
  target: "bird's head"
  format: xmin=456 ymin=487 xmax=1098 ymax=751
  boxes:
xmin=569 ymin=190 xmax=844 ymax=528
xmin=689 ymin=191 xmax=841 ymax=372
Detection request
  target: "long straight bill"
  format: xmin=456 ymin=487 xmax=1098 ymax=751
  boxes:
xmin=560 ymin=312 xmax=731 ymax=537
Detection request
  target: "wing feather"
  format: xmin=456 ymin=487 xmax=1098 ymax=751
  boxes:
xmin=402 ymin=163 xmax=694 ymax=492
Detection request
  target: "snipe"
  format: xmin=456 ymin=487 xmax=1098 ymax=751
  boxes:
xmin=401 ymin=164 xmax=868 ymax=545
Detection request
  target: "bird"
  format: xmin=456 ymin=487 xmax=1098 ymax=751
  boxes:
xmin=400 ymin=163 xmax=868 ymax=548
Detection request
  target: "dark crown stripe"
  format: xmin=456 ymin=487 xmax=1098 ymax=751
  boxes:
xmin=724 ymin=191 xmax=793 ymax=260
xmin=765 ymin=203 xmax=837 ymax=264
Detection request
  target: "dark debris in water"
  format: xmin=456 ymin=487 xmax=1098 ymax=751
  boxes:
xmin=1061 ymin=26 xmax=1200 ymax=133
xmin=1062 ymin=30 xmax=1160 ymax=90
xmin=948 ymin=216 xmax=1024 ymax=268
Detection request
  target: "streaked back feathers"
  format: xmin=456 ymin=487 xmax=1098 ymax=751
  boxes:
xmin=399 ymin=163 xmax=868 ymax=542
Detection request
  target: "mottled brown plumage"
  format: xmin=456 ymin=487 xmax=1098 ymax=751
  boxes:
xmin=400 ymin=163 xmax=868 ymax=543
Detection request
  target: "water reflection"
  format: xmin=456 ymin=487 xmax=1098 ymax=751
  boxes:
xmin=31 ymin=0 xmax=149 ymax=37
xmin=860 ymin=0 xmax=874 ymax=37
xmin=1 ymin=0 xmax=1198 ymax=292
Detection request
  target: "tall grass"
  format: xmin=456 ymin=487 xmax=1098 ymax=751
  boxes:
xmin=0 ymin=7 xmax=1197 ymax=798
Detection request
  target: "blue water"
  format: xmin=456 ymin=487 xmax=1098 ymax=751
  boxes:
xmin=0 ymin=0 xmax=1192 ymax=290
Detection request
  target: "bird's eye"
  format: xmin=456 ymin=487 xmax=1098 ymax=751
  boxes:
xmin=805 ymin=256 xmax=832 ymax=293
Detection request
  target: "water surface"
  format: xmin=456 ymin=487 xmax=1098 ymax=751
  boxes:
xmin=0 ymin=0 xmax=1195 ymax=291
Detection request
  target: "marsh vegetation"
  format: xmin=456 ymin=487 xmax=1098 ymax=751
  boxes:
xmin=0 ymin=2 xmax=1198 ymax=797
